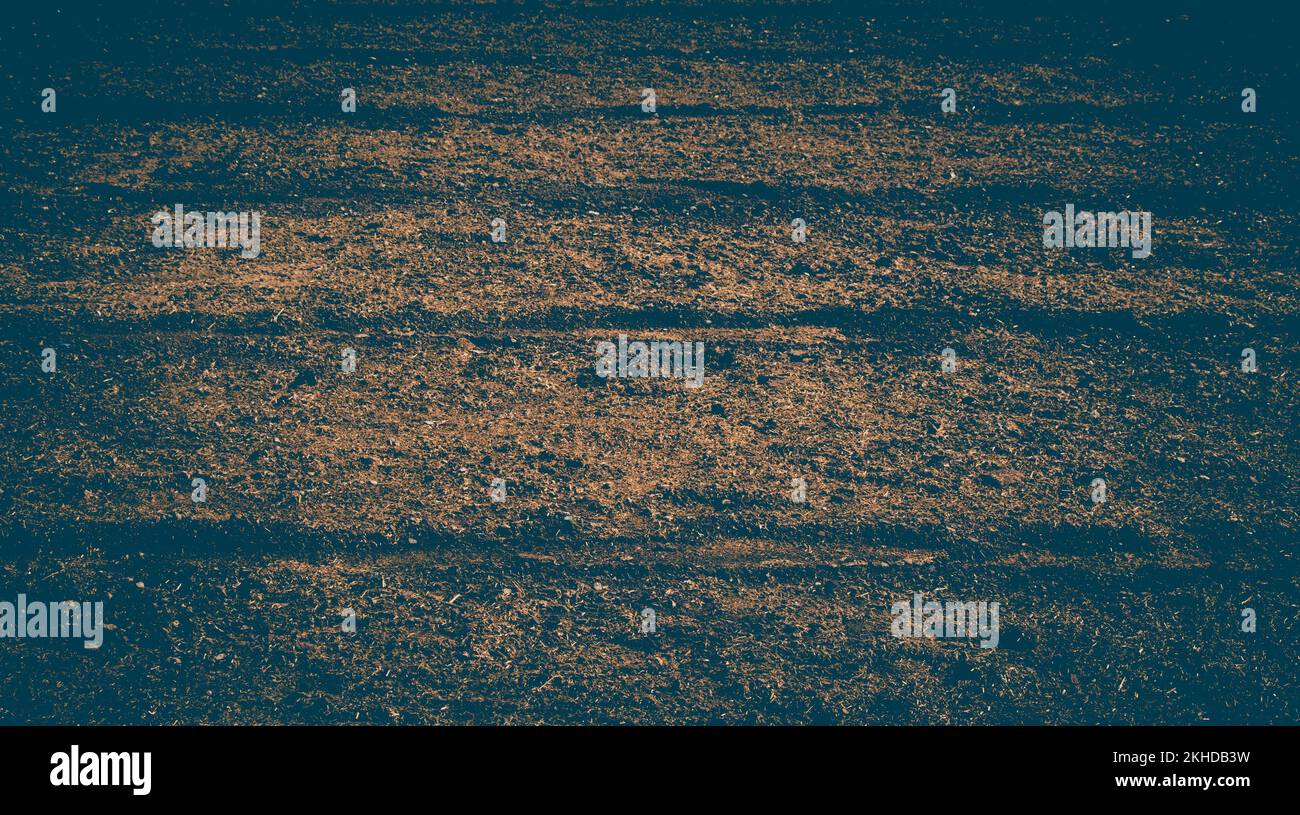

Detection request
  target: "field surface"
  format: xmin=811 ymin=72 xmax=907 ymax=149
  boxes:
xmin=0 ymin=1 xmax=1296 ymax=724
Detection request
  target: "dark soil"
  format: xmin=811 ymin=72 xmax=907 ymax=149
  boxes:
xmin=0 ymin=0 xmax=1296 ymax=724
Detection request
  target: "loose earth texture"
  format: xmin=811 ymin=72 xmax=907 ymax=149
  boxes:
xmin=0 ymin=1 xmax=1296 ymax=724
